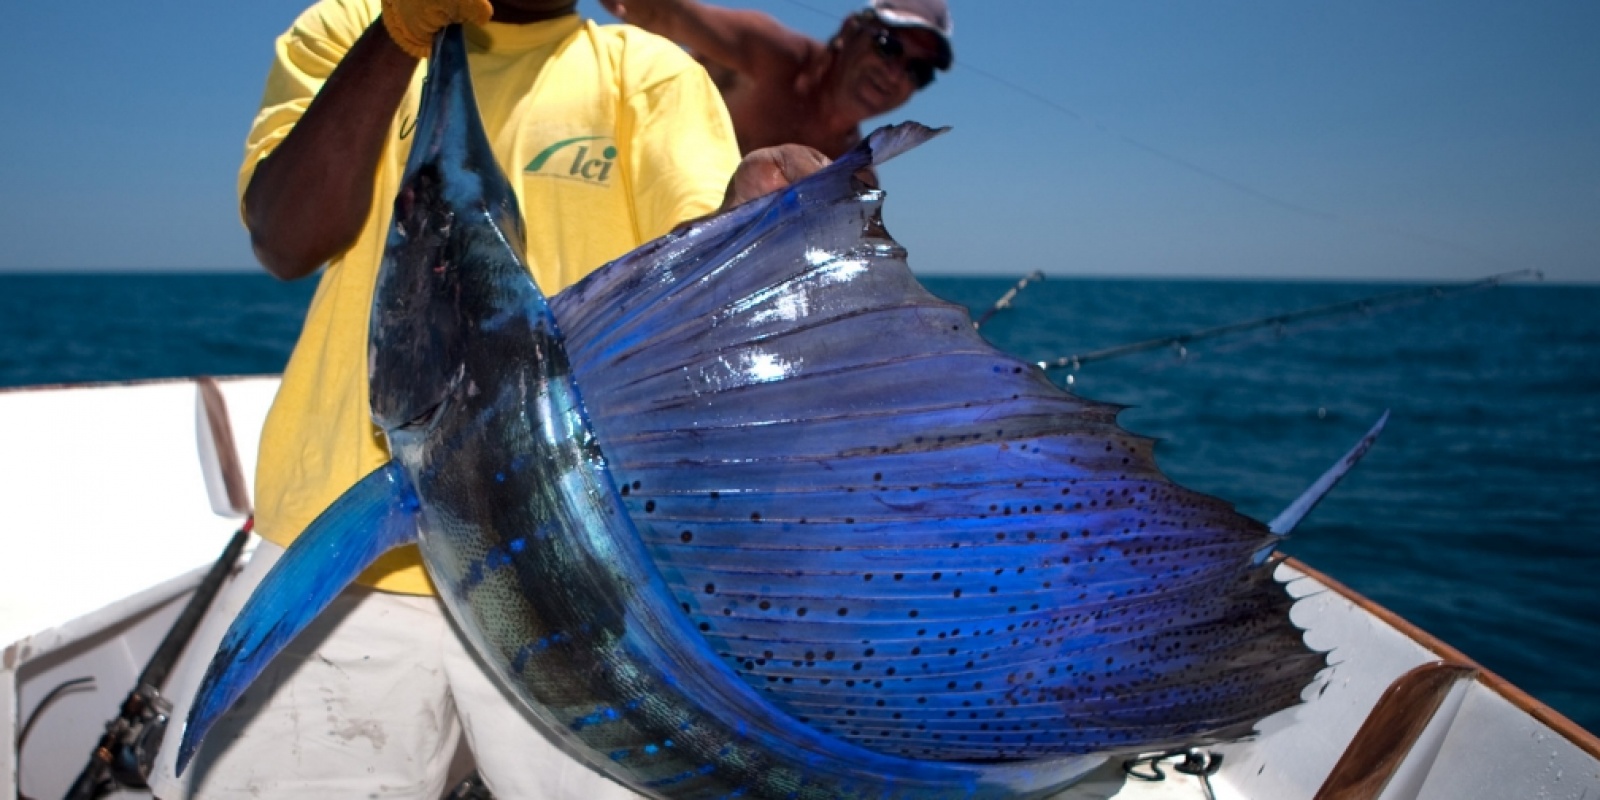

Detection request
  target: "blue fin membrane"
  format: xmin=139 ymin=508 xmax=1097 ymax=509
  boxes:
xmin=1269 ymin=411 xmax=1390 ymax=535
xmin=551 ymin=122 xmax=1326 ymax=760
xmin=359 ymin=33 xmax=1104 ymax=794
xmin=175 ymin=460 xmax=420 ymax=774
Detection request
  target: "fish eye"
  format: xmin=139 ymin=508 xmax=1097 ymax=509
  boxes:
xmin=401 ymin=399 xmax=444 ymax=430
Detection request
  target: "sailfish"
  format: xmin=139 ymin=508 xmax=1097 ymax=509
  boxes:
xmin=177 ymin=25 xmax=1331 ymax=798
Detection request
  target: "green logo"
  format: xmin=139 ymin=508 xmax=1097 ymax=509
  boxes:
xmin=525 ymin=136 xmax=617 ymax=185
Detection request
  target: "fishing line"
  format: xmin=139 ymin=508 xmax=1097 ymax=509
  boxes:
xmin=763 ymin=0 xmax=1511 ymax=269
xmin=1035 ymin=269 xmax=1539 ymax=377
xmin=17 ymin=676 xmax=95 ymax=752
xmin=973 ymin=269 xmax=1044 ymax=329
xmin=1132 ymin=295 xmax=1450 ymax=377
xmin=16 ymin=676 xmax=95 ymax=800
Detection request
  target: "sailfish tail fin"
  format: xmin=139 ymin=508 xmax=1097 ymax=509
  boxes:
xmin=176 ymin=461 xmax=421 ymax=775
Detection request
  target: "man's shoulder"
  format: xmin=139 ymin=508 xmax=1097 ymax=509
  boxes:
xmin=585 ymin=21 xmax=717 ymax=89
xmin=271 ymin=0 xmax=381 ymax=57
xmin=713 ymin=12 xmax=814 ymax=82
xmin=588 ymin=21 xmax=697 ymax=63
xmin=291 ymin=0 xmax=383 ymax=38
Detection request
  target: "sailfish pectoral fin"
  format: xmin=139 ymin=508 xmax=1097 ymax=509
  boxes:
xmin=175 ymin=459 xmax=421 ymax=775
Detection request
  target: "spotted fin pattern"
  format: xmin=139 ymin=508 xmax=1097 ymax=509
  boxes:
xmin=552 ymin=124 xmax=1325 ymax=761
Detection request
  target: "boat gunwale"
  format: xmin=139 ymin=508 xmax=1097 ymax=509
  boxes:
xmin=0 ymin=373 xmax=276 ymax=396
xmin=1284 ymin=555 xmax=1600 ymax=762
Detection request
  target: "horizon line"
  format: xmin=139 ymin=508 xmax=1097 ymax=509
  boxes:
xmin=0 ymin=267 xmax=1588 ymax=286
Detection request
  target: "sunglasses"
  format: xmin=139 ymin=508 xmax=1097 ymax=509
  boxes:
xmin=870 ymin=28 xmax=938 ymax=89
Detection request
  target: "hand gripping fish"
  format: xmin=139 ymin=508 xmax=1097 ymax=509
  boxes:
xmin=177 ymin=25 xmax=1328 ymax=798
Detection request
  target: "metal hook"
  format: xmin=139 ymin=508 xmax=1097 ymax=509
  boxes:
xmin=1122 ymin=747 xmax=1223 ymax=798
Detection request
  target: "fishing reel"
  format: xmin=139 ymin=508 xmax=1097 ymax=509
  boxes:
xmin=61 ymin=684 xmax=172 ymax=799
xmin=108 ymin=685 xmax=173 ymax=787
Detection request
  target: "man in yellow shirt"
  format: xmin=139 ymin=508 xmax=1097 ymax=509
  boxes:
xmin=149 ymin=0 xmax=824 ymax=796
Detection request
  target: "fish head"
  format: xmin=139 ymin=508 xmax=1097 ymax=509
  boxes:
xmin=369 ymin=25 xmax=533 ymax=435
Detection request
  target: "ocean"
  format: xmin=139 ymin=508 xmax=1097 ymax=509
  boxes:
xmin=2 ymin=272 xmax=1595 ymax=735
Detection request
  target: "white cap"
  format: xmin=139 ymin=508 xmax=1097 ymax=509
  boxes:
xmin=868 ymin=0 xmax=954 ymax=69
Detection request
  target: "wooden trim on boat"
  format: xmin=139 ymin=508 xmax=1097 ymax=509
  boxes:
xmin=1314 ymin=661 xmax=1477 ymax=800
xmin=197 ymin=376 xmax=252 ymax=515
xmin=1285 ymin=556 xmax=1600 ymax=761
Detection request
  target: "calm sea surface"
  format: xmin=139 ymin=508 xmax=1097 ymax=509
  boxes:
xmin=2 ymin=272 xmax=1596 ymax=734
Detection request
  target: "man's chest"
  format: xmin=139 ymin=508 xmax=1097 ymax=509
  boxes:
xmin=391 ymin=58 xmax=626 ymax=196
xmin=724 ymin=88 xmax=854 ymax=158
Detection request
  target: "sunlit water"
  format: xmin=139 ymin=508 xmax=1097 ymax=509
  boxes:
xmin=2 ymin=272 xmax=1595 ymax=734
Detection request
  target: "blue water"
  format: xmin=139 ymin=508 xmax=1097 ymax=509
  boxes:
xmin=2 ymin=272 xmax=1596 ymax=735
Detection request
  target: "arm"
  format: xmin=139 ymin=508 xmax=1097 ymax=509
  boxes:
xmin=243 ymin=20 xmax=418 ymax=281
xmin=619 ymin=36 xmax=830 ymax=236
xmin=599 ymin=0 xmax=809 ymax=77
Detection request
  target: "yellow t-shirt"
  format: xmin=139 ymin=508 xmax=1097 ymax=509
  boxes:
xmin=245 ymin=0 xmax=740 ymax=594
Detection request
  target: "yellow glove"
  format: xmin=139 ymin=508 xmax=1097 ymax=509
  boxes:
xmin=382 ymin=0 xmax=494 ymax=59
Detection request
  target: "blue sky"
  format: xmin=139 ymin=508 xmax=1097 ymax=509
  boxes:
xmin=0 ymin=1 xmax=1594 ymax=281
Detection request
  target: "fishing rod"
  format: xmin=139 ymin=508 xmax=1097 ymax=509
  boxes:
xmin=1036 ymin=269 xmax=1540 ymax=375
xmin=973 ymin=270 xmax=1044 ymax=329
xmin=60 ymin=378 xmax=254 ymax=800
xmin=62 ymin=522 xmax=253 ymax=800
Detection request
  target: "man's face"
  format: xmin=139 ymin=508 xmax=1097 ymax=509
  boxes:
xmin=833 ymin=21 xmax=943 ymax=121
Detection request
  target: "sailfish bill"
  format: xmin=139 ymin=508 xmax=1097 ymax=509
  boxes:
xmin=179 ymin=23 xmax=1326 ymax=799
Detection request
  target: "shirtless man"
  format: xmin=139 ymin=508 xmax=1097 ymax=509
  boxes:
xmin=599 ymin=0 xmax=953 ymax=158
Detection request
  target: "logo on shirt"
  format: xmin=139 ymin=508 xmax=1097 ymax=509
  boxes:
xmin=525 ymin=136 xmax=617 ymax=186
